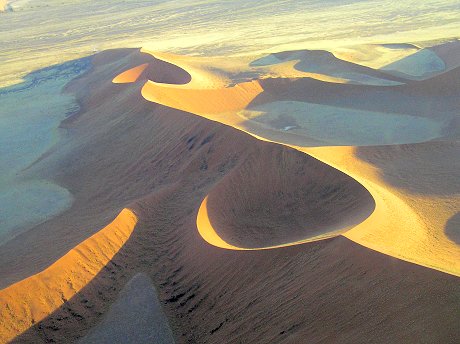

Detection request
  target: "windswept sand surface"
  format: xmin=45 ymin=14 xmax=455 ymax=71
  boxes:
xmin=0 ymin=44 xmax=459 ymax=343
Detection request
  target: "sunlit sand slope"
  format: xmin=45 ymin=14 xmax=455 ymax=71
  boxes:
xmin=0 ymin=209 xmax=137 ymax=343
xmin=115 ymin=44 xmax=460 ymax=276
xmin=112 ymin=63 xmax=149 ymax=83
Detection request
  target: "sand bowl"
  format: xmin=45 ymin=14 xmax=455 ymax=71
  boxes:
xmin=199 ymin=143 xmax=375 ymax=250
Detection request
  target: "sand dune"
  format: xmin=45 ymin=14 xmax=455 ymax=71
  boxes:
xmin=380 ymin=40 xmax=460 ymax=80
xmin=381 ymin=48 xmax=446 ymax=79
xmin=142 ymin=79 xmax=263 ymax=116
xmin=332 ymin=43 xmax=419 ymax=69
xmin=1 ymin=45 xmax=459 ymax=343
xmin=251 ymin=50 xmax=404 ymax=85
xmin=113 ymin=47 xmax=459 ymax=276
xmin=112 ymin=63 xmax=149 ymax=84
xmin=430 ymin=39 xmax=460 ymax=70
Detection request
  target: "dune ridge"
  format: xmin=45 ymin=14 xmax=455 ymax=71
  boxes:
xmin=112 ymin=63 xmax=149 ymax=83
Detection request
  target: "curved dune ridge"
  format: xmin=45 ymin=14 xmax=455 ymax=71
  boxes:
xmin=331 ymin=43 xmax=420 ymax=70
xmin=114 ymin=45 xmax=460 ymax=276
xmin=0 ymin=209 xmax=137 ymax=343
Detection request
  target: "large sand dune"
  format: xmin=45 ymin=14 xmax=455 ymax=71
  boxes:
xmin=114 ymin=46 xmax=459 ymax=275
xmin=0 ymin=45 xmax=459 ymax=343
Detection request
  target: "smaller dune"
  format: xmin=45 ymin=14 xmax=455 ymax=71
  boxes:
xmin=381 ymin=48 xmax=445 ymax=79
xmin=429 ymin=39 xmax=460 ymax=71
xmin=332 ymin=44 xmax=419 ymax=70
xmin=251 ymin=50 xmax=403 ymax=85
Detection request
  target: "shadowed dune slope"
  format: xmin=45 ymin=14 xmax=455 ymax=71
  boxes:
xmin=79 ymin=273 xmax=175 ymax=344
xmin=430 ymin=39 xmax=460 ymax=70
xmin=1 ymin=48 xmax=459 ymax=343
xmin=204 ymin=144 xmax=374 ymax=248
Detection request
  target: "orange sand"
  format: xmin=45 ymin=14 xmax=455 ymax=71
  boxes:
xmin=112 ymin=63 xmax=149 ymax=83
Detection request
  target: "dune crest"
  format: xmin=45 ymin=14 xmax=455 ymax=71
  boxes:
xmin=0 ymin=208 xmax=137 ymax=343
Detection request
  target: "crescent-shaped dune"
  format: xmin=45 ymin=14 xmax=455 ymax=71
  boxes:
xmin=200 ymin=144 xmax=374 ymax=249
